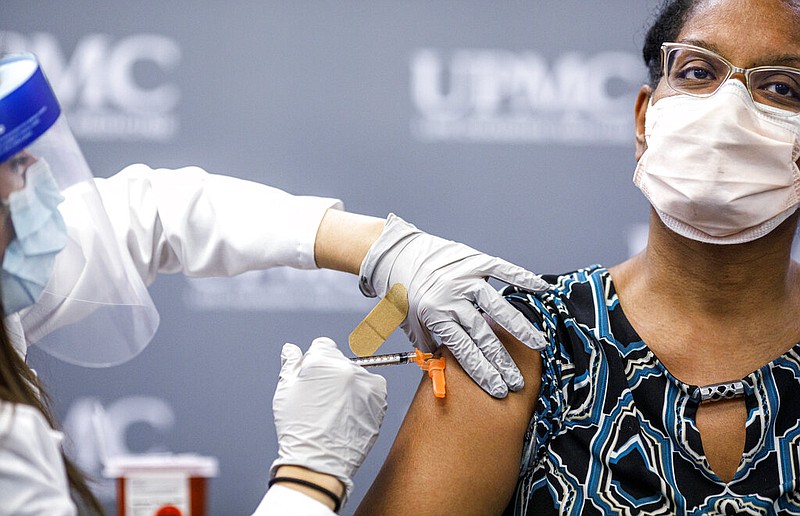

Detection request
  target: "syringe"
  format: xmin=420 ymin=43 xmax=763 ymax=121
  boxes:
xmin=351 ymin=349 xmax=447 ymax=398
xmin=350 ymin=349 xmax=432 ymax=367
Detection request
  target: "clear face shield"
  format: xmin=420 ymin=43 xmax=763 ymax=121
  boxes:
xmin=0 ymin=53 xmax=159 ymax=367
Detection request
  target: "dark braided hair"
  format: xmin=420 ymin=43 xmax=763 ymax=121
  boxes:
xmin=642 ymin=0 xmax=698 ymax=87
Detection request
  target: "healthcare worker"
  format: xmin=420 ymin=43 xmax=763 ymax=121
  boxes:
xmin=0 ymin=53 xmax=548 ymax=513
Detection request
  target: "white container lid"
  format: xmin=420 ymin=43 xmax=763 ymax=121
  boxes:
xmin=103 ymin=453 xmax=219 ymax=478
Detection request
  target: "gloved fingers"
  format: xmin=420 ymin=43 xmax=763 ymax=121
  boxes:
xmin=363 ymin=373 xmax=389 ymax=401
xmin=457 ymin=306 xmax=525 ymax=391
xmin=471 ymin=284 xmax=548 ymax=350
xmin=430 ymin=319 xmax=510 ymax=398
xmin=478 ymin=256 xmax=550 ymax=292
xmin=351 ymin=359 xmax=390 ymax=404
xmin=278 ymin=343 xmax=303 ymax=381
xmin=308 ymin=336 xmax=345 ymax=359
xmin=305 ymin=337 xmax=389 ymax=397
xmin=398 ymin=299 xmax=440 ymax=352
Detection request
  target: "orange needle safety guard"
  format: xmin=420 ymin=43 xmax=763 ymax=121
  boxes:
xmin=413 ymin=350 xmax=446 ymax=399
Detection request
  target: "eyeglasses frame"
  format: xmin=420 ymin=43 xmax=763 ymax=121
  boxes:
xmin=659 ymin=42 xmax=800 ymax=111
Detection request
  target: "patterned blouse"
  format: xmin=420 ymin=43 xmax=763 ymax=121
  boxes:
xmin=501 ymin=266 xmax=800 ymax=516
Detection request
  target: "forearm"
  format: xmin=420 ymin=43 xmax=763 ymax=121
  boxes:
xmin=314 ymin=209 xmax=385 ymax=274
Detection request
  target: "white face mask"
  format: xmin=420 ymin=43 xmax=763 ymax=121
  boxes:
xmin=1 ymin=159 xmax=67 ymax=315
xmin=633 ymin=80 xmax=800 ymax=244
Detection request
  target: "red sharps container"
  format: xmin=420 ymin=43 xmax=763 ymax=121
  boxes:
xmin=104 ymin=454 xmax=219 ymax=516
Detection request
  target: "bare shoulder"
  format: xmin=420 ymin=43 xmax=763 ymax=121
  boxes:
xmin=356 ymin=318 xmax=543 ymax=515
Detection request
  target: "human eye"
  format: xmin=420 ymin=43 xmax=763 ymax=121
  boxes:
xmin=751 ymin=69 xmax=800 ymax=110
xmin=666 ymin=50 xmax=725 ymax=94
xmin=759 ymin=76 xmax=799 ymax=98
xmin=9 ymin=156 xmax=28 ymax=173
xmin=675 ymin=60 xmax=717 ymax=82
xmin=4 ymin=153 xmax=31 ymax=176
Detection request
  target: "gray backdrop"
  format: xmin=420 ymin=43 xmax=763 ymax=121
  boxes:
xmin=2 ymin=1 xmax=662 ymax=513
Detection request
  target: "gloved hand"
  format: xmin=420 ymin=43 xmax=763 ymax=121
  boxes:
xmin=359 ymin=214 xmax=550 ymax=398
xmin=270 ymin=337 xmax=387 ymax=505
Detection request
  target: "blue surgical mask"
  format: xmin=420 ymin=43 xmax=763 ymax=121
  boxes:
xmin=1 ymin=159 xmax=67 ymax=315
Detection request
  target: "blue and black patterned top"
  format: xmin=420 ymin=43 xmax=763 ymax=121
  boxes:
xmin=501 ymin=265 xmax=800 ymax=516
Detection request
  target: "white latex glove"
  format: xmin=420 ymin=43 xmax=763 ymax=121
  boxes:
xmin=359 ymin=214 xmax=550 ymax=398
xmin=270 ymin=337 xmax=387 ymax=504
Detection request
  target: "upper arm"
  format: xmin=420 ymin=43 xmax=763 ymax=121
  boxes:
xmin=356 ymin=320 xmax=542 ymax=515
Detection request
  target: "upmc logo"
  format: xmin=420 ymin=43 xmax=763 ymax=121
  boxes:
xmin=411 ymin=49 xmax=643 ymax=145
xmin=0 ymin=32 xmax=181 ymax=142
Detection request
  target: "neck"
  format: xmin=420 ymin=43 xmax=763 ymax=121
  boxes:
xmin=609 ymin=211 xmax=800 ymax=382
xmin=633 ymin=211 xmax=799 ymax=316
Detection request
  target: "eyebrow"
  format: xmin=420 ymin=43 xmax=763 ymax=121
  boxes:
xmin=678 ymin=38 xmax=800 ymax=68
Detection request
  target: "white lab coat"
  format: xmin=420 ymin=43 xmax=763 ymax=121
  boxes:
xmin=1 ymin=164 xmax=343 ymax=514
xmin=253 ymin=485 xmax=337 ymax=515
xmin=0 ymin=404 xmax=76 ymax=515
xmin=97 ymin=164 xmax=342 ymax=285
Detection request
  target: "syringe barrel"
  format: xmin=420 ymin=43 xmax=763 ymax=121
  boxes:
xmin=350 ymin=352 xmax=416 ymax=367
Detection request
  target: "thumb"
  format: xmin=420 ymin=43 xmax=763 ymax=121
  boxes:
xmin=278 ymin=342 xmax=303 ymax=381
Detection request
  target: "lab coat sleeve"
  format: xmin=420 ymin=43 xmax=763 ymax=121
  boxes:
xmin=94 ymin=164 xmax=344 ymax=286
xmin=251 ymin=484 xmax=337 ymax=516
xmin=0 ymin=403 xmax=77 ymax=516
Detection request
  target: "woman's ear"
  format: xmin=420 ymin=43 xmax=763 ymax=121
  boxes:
xmin=634 ymin=85 xmax=652 ymax=161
